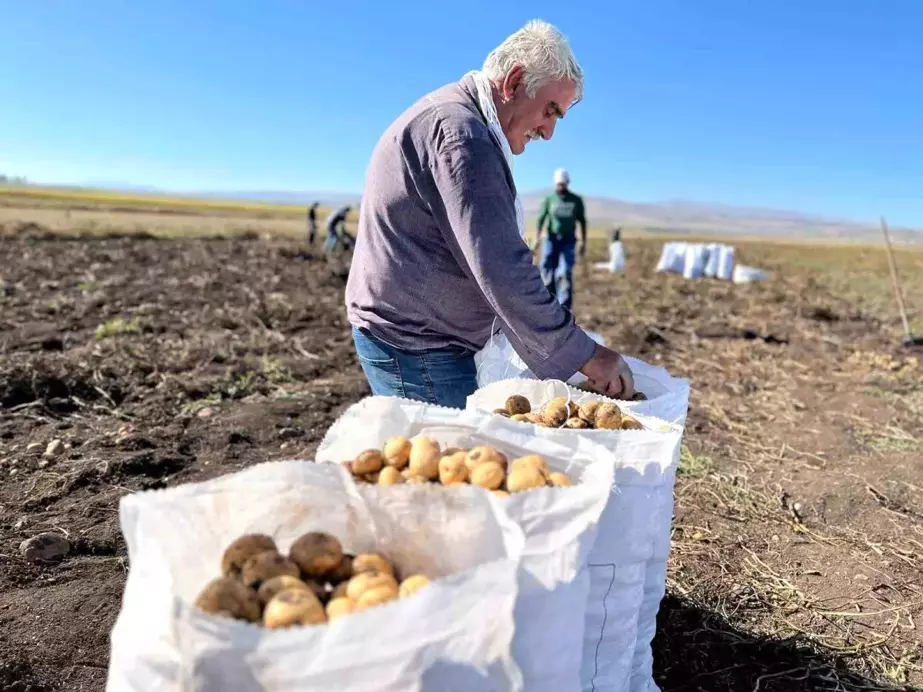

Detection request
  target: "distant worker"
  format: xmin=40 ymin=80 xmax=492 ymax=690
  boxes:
xmin=306 ymin=202 xmax=320 ymax=244
xmin=534 ymin=167 xmax=586 ymax=312
xmin=608 ymin=226 xmax=626 ymax=273
xmin=324 ymin=204 xmax=354 ymax=254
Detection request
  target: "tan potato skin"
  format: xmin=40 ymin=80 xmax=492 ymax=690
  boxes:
xmin=383 ymin=437 xmax=412 ymax=469
xmin=439 ymin=451 xmax=469 ymax=485
xmin=464 ymin=446 xmax=507 ymax=473
xmin=240 ymin=550 xmax=301 ymax=590
xmin=565 ymin=417 xmax=589 ymax=429
xmin=352 ymin=553 xmax=394 ymax=577
xmin=289 ymin=532 xmax=344 ymax=579
xmin=378 ymin=466 xmax=404 ymax=486
xmin=504 ymin=395 xmax=531 ymax=415
xmin=577 ymin=401 xmax=601 ymax=425
xmin=355 ymin=585 xmax=399 ymax=611
xmin=221 ymin=534 xmax=277 ymax=577
xmin=345 ymin=570 xmax=399 ymax=601
xmin=541 ymin=401 xmax=569 ymax=427
xmin=263 ymin=588 xmax=326 ymax=628
xmin=195 ymin=576 xmax=262 ymax=623
xmin=408 ymin=437 xmax=441 ymax=480
xmin=547 ymin=472 xmax=572 ymax=487
xmin=399 ymin=574 xmax=431 ymax=598
xmin=325 ymin=597 xmax=356 ymax=621
xmin=352 ymin=449 xmax=384 ymax=475
xmin=511 ymin=455 xmax=549 ymax=477
xmin=621 ymin=416 xmax=643 ymax=430
xmin=257 ymin=575 xmax=313 ymax=606
xmin=470 ymin=461 xmax=505 ymax=491
xmin=506 ymin=465 xmax=546 ymax=493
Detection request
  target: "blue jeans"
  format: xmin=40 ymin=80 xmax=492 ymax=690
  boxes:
xmin=352 ymin=327 xmax=478 ymax=409
xmin=540 ymin=235 xmax=576 ymax=311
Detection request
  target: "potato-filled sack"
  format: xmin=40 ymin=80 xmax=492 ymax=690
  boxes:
xmin=472 ymin=344 xmax=692 ymax=425
xmin=466 ymin=379 xmax=685 ymax=692
xmin=317 ymin=397 xmax=630 ymax=692
xmin=105 ymin=462 xmax=526 ymax=692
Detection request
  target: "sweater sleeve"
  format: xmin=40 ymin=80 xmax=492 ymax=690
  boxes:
xmin=425 ymin=134 xmax=596 ymax=380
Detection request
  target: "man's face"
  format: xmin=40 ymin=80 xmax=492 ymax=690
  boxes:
xmin=555 ymin=182 xmax=568 ymax=194
xmin=498 ymin=66 xmax=577 ymax=155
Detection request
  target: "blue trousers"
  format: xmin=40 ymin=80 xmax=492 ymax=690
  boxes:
xmin=540 ymin=236 xmax=576 ymax=311
xmin=352 ymin=327 xmax=478 ymax=409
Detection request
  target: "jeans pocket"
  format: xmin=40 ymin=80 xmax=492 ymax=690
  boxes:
xmin=352 ymin=328 xmax=396 ymax=366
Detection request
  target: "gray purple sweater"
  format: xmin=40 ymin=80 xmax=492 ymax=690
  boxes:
xmin=345 ymin=75 xmax=596 ymax=380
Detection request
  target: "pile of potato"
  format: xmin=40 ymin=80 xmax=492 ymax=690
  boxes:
xmin=194 ymin=532 xmax=431 ymax=628
xmin=492 ymin=395 xmax=644 ymax=431
xmin=344 ymin=436 xmax=571 ymax=496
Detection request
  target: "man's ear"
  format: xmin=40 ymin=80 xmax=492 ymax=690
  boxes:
xmin=502 ymin=65 xmax=524 ymax=101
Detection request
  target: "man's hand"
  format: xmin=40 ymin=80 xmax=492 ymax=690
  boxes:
xmin=576 ymin=239 xmax=587 ymax=257
xmin=579 ymin=344 xmax=635 ymax=399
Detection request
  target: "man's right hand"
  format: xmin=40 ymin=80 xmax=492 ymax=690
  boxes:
xmin=579 ymin=344 xmax=635 ymax=399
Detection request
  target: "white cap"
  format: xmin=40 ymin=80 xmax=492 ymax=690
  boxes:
xmin=554 ymin=168 xmax=570 ymax=185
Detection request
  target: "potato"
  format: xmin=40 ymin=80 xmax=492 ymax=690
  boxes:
xmin=221 ymin=534 xmax=277 ymax=577
xmin=378 ymin=466 xmax=404 ymax=486
xmin=362 ymin=470 xmax=381 ymax=484
xmin=257 ymin=574 xmax=315 ymax=606
xmin=621 ymin=415 xmax=643 ymax=430
xmin=511 ymin=455 xmax=549 ymax=477
xmin=594 ymin=403 xmax=623 ymax=430
xmin=565 ymin=417 xmax=589 ymax=429
xmin=383 ymin=437 xmax=412 ymax=469
xmin=263 ymin=588 xmax=326 ymax=629
xmin=331 ymin=581 xmax=349 ymax=600
xmin=240 ymin=550 xmax=301 ymax=590
xmin=399 ymin=574 xmax=431 ymax=598
xmin=470 ymin=461 xmax=505 ymax=490
xmin=506 ymin=465 xmax=546 ymax=493
xmin=577 ymin=401 xmax=601 ymax=425
xmin=542 ymin=397 xmax=571 ymax=427
xmin=325 ymin=596 xmax=356 ymax=621
xmin=289 ymin=532 xmax=344 ymax=579
xmin=352 ymin=449 xmax=384 ymax=475
xmin=492 ymin=408 xmax=512 ymax=418
xmin=547 ymin=472 xmax=572 ymax=487
xmin=510 ymin=414 xmax=530 ymax=423
xmin=504 ymin=395 xmax=531 ymax=415
xmin=355 ymin=584 xmax=399 ymax=611
xmin=408 ymin=437 xmax=441 ymax=481
xmin=492 ymin=489 xmax=510 ymax=498
xmin=352 ymin=553 xmax=394 ymax=577
xmin=439 ymin=451 xmax=469 ymax=485
xmin=465 ymin=446 xmax=507 ymax=473
xmin=524 ymin=413 xmax=546 ymax=425
xmin=327 ymin=554 xmax=354 ymax=584
xmin=195 ymin=576 xmax=262 ymax=623
xmin=346 ymin=570 xmax=399 ymax=601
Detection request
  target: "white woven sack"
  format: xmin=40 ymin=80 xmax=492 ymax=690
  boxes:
xmin=106 ymin=461 xmax=526 ymax=692
xmin=316 ymin=397 xmax=617 ymax=692
xmin=466 ymin=380 xmax=683 ymax=692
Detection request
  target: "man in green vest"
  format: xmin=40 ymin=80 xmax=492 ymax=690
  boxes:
xmin=534 ymin=168 xmax=586 ymax=312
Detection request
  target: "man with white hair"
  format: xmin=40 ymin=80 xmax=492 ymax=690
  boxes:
xmin=345 ymin=20 xmax=635 ymax=408
xmin=535 ymin=167 xmax=587 ymax=311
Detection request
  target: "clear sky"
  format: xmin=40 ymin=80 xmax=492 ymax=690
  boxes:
xmin=1 ymin=1 xmax=921 ymax=226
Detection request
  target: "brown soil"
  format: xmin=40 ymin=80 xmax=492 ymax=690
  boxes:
xmin=1 ymin=232 xmax=921 ymax=691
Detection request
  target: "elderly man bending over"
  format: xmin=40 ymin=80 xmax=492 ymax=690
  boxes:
xmin=346 ymin=20 xmax=634 ymax=408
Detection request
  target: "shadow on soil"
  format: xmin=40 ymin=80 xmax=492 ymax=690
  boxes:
xmin=654 ymin=595 xmax=910 ymax=692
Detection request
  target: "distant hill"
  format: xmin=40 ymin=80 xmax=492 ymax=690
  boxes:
xmin=215 ymin=188 xmax=922 ymax=244
xmin=519 ymin=192 xmax=922 ymax=244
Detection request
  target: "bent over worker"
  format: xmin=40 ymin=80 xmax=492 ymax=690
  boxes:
xmin=345 ymin=20 xmax=634 ymax=409
xmin=535 ymin=167 xmax=586 ymax=312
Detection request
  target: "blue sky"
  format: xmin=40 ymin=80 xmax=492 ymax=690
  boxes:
xmin=1 ymin=1 xmax=921 ymax=226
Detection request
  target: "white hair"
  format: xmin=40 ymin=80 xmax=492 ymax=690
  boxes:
xmin=483 ymin=20 xmax=584 ymax=103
